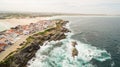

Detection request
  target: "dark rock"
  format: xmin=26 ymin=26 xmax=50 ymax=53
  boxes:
xmin=43 ymin=35 xmax=51 ymax=40
xmin=33 ymin=35 xmax=43 ymax=39
xmin=54 ymin=32 xmax=66 ymax=40
xmin=72 ymin=47 xmax=78 ymax=57
xmin=61 ymin=27 xmax=70 ymax=33
xmin=10 ymin=43 xmax=40 ymax=67
xmin=19 ymin=43 xmax=23 ymax=46
xmin=71 ymin=41 xmax=77 ymax=47
xmin=0 ymin=20 xmax=70 ymax=67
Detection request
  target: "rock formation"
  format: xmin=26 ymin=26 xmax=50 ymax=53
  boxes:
xmin=0 ymin=19 xmax=70 ymax=67
xmin=71 ymin=41 xmax=78 ymax=58
xmin=72 ymin=47 xmax=78 ymax=57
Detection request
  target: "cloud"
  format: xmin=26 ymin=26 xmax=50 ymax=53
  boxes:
xmin=0 ymin=0 xmax=120 ymax=14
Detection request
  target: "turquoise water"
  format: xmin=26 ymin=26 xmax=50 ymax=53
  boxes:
xmin=28 ymin=33 xmax=111 ymax=67
xmin=1 ymin=16 xmax=117 ymax=67
xmin=27 ymin=20 xmax=112 ymax=67
xmin=68 ymin=16 xmax=120 ymax=67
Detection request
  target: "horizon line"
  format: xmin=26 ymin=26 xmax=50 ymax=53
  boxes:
xmin=0 ymin=11 xmax=120 ymax=16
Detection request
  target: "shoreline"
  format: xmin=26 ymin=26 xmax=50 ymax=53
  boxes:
xmin=0 ymin=19 xmax=56 ymax=61
xmin=0 ymin=19 xmax=70 ymax=67
xmin=0 ymin=17 xmax=51 ymax=31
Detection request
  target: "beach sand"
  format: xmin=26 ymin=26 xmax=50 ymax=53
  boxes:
xmin=0 ymin=17 xmax=50 ymax=28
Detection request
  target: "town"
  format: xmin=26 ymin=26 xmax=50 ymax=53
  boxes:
xmin=0 ymin=20 xmax=55 ymax=52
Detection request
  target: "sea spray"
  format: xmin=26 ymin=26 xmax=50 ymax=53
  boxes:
xmin=27 ymin=20 xmax=112 ymax=67
xmin=27 ymin=31 xmax=111 ymax=67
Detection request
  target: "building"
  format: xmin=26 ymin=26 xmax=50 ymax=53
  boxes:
xmin=0 ymin=43 xmax=7 ymax=52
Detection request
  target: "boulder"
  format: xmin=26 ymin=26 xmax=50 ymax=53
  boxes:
xmin=71 ymin=41 xmax=77 ymax=47
xmin=54 ymin=32 xmax=65 ymax=40
xmin=10 ymin=42 xmax=40 ymax=67
xmin=72 ymin=47 xmax=78 ymax=57
xmin=61 ymin=27 xmax=70 ymax=33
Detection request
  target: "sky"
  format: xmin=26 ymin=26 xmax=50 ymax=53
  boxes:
xmin=0 ymin=0 xmax=120 ymax=14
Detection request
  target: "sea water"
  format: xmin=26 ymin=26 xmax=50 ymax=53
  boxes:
xmin=27 ymin=16 xmax=115 ymax=67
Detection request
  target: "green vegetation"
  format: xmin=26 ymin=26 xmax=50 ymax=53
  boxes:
xmin=0 ymin=55 xmax=14 ymax=67
xmin=0 ymin=28 xmax=54 ymax=64
xmin=37 ymin=28 xmax=55 ymax=35
xmin=0 ymin=12 xmax=58 ymax=19
xmin=0 ymin=19 xmax=66 ymax=67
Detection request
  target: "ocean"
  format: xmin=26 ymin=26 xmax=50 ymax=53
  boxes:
xmin=27 ymin=16 xmax=120 ymax=67
xmin=69 ymin=16 xmax=120 ymax=67
xmin=1 ymin=16 xmax=120 ymax=67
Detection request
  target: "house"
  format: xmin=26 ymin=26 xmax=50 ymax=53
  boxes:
xmin=23 ymin=30 xmax=30 ymax=35
xmin=0 ymin=43 xmax=7 ymax=52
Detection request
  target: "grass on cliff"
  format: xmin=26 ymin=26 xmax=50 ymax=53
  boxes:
xmin=0 ymin=21 xmax=63 ymax=66
xmin=37 ymin=27 xmax=55 ymax=35
xmin=0 ymin=55 xmax=14 ymax=67
xmin=0 ymin=27 xmax=56 ymax=64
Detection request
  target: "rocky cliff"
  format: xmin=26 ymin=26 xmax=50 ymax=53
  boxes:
xmin=0 ymin=20 xmax=70 ymax=67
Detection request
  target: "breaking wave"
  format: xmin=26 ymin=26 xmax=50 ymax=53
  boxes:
xmin=27 ymin=21 xmax=112 ymax=67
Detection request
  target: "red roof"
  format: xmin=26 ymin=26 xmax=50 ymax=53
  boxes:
xmin=0 ymin=43 xmax=7 ymax=47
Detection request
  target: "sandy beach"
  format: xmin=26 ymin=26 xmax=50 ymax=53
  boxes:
xmin=0 ymin=17 xmax=50 ymax=29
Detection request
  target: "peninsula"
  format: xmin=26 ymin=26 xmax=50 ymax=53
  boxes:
xmin=0 ymin=19 xmax=70 ymax=67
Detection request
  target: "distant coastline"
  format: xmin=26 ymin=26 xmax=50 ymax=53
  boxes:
xmin=0 ymin=12 xmax=119 ymax=19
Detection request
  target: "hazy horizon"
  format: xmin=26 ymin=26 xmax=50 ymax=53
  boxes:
xmin=0 ymin=0 xmax=120 ymax=15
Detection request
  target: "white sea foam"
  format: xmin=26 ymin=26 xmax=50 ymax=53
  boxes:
xmin=27 ymin=31 xmax=111 ymax=67
xmin=27 ymin=19 xmax=112 ymax=67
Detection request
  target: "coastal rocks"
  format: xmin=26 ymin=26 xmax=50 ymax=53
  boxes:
xmin=11 ymin=42 xmax=40 ymax=67
xmin=71 ymin=41 xmax=78 ymax=58
xmin=61 ymin=27 xmax=70 ymax=33
xmin=33 ymin=32 xmax=66 ymax=44
xmin=51 ymin=32 xmax=66 ymax=41
xmin=0 ymin=42 xmax=40 ymax=67
xmin=71 ymin=41 xmax=77 ymax=47
xmin=44 ymin=35 xmax=51 ymax=40
xmin=21 ymin=42 xmax=40 ymax=53
xmin=0 ymin=20 xmax=70 ymax=67
xmin=72 ymin=47 xmax=78 ymax=57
